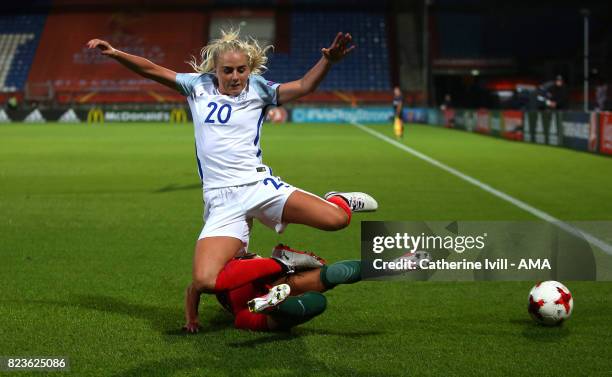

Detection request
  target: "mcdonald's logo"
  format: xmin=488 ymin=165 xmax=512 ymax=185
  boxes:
xmin=87 ymin=108 xmax=104 ymax=123
xmin=170 ymin=108 xmax=188 ymax=123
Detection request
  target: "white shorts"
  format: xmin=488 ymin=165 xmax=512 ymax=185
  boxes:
xmin=198 ymin=176 xmax=300 ymax=250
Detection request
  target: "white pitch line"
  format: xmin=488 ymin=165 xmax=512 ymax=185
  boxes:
xmin=351 ymin=121 xmax=612 ymax=256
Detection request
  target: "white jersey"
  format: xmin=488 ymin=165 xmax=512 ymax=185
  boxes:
xmin=176 ymin=73 xmax=280 ymax=190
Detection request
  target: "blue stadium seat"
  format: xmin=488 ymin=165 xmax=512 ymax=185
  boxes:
xmin=0 ymin=14 xmax=46 ymax=92
xmin=266 ymin=11 xmax=391 ymax=91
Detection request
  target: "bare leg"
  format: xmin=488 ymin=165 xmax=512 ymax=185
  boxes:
xmin=184 ymin=236 xmax=243 ymax=330
xmin=233 ymin=269 xmax=327 ymax=331
xmin=273 ymin=269 xmax=326 ymax=296
xmin=265 ymin=261 xmax=361 ymax=330
xmin=192 ymin=236 xmax=244 ymax=292
xmin=282 ymin=190 xmax=349 ymax=231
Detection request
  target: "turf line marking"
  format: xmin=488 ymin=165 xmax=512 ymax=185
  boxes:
xmin=351 ymin=121 xmax=612 ymax=256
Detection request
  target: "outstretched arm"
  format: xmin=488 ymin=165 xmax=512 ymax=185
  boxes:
xmin=278 ymin=32 xmax=355 ymax=104
xmin=183 ymin=283 xmax=201 ymax=333
xmin=86 ymin=39 xmax=178 ymax=92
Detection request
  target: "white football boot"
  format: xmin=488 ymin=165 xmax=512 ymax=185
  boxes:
xmin=247 ymin=284 xmax=291 ymax=313
xmin=324 ymin=191 xmax=378 ymax=212
xmin=271 ymin=244 xmax=326 ymax=272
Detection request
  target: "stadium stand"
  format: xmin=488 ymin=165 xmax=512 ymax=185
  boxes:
xmin=26 ymin=11 xmax=206 ymax=104
xmin=0 ymin=14 xmax=46 ymax=92
xmin=15 ymin=7 xmax=393 ymax=105
xmin=267 ymin=11 xmax=391 ymax=91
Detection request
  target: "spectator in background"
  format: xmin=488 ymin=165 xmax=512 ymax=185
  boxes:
xmin=392 ymin=86 xmax=403 ymax=117
xmin=539 ymin=75 xmax=569 ymax=110
xmin=596 ymin=82 xmax=608 ymax=111
xmin=7 ymin=96 xmax=18 ymax=110
xmin=439 ymin=93 xmax=455 ymax=128
xmin=440 ymin=93 xmax=452 ymax=110
xmin=392 ymin=86 xmax=404 ymax=138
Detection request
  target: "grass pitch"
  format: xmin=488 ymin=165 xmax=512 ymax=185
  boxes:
xmin=1 ymin=122 xmax=611 ymax=376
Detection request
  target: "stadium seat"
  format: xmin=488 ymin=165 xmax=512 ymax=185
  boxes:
xmin=0 ymin=14 xmax=46 ymax=92
xmin=266 ymin=11 xmax=391 ymax=91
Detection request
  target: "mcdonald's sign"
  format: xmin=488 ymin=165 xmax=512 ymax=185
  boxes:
xmin=170 ymin=108 xmax=188 ymax=123
xmin=87 ymin=108 xmax=104 ymax=123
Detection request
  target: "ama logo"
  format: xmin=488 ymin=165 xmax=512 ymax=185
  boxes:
xmin=518 ymin=259 xmax=551 ymax=269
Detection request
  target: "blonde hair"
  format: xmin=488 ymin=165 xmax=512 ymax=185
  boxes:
xmin=188 ymin=28 xmax=273 ymax=75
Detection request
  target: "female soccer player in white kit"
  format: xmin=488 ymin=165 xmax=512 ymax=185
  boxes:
xmin=87 ymin=29 xmax=377 ymax=332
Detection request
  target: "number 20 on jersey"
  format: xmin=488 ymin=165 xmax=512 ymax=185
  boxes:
xmin=205 ymin=102 xmax=232 ymax=124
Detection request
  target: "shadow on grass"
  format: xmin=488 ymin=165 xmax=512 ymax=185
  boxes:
xmin=110 ymin=354 xmax=389 ymax=377
xmin=79 ymin=295 xmax=388 ymax=376
xmin=18 ymin=295 xmax=391 ymax=377
xmin=298 ymin=328 xmax=384 ymax=338
xmin=509 ymin=318 xmax=571 ymax=341
xmin=228 ymin=328 xmax=383 ymax=348
xmin=74 ymin=294 xmax=235 ymax=335
xmin=227 ymin=331 xmax=298 ymax=348
xmin=154 ymin=183 xmax=201 ymax=193
xmin=24 ymin=294 xmax=234 ymax=336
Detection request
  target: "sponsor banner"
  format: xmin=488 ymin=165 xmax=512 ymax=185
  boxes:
xmin=464 ymin=110 xmax=477 ymax=132
xmin=589 ymin=113 xmax=599 ymax=153
xmin=442 ymin=108 xmax=455 ymax=128
xmin=427 ymin=108 xmax=443 ymax=126
xmin=4 ymin=109 xmax=37 ymax=122
xmin=2 ymin=109 xmax=72 ymax=123
xmin=24 ymin=109 xmax=46 ymax=123
xmin=453 ymin=110 xmax=466 ymax=130
xmin=501 ymin=110 xmax=523 ymax=141
xmin=0 ymin=109 xmax=11 ymax=123
xmin=1 ymin=108 xmax=190 ymax=123
xmin=451 ymin=109 xmax=477 ymax=131
xmin=490 ymin=111 xmax=502 ymax=137
xmin=561 ymin=112 xmax=590 ymax=151
xmin=452 ymin=109 xmax=476 ymax=132
xmin=361 ymin=221 xmax=612 ymax=281
xmin=403 ymin=108 xmax=427 ymax=123
xmin=87 ymin=108 xmax=105 ymax=123
xmin=291 ymin=107 xmax=394 ymax=123
xmin=535 ymin=112 xmax=546 ymax=144
xmin=523 ymin=111 xmax=533 ymax=142
xmin=169 ymin=108 xmax=189 ymax=123
xmin=105 ymin=110 xmax=171 ymax=122
xmin=415 ymin=108 xmax=427 ymax=123
xmin=58 ymin=109 xmax=79 ymax=123
xmin=41 ymin=109 xmax=79 ymax=122
xmin=475 ymin=109 xmax=490 ymax=134
xmin=58 ymin=109 xmax=82 ymax=123
xmin=266 ymin=107 xmax=289 ymax=123
xmin=600 ymin=112 xmax=612 ymax=155
xmin=86 ymin=108 xmax=191 ymax=123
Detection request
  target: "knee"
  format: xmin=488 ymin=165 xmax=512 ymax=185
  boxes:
xmin=192 ymin=272 xmax=217 ymax=293
xmin=323 ymin=209 xmax=350 ymax=231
